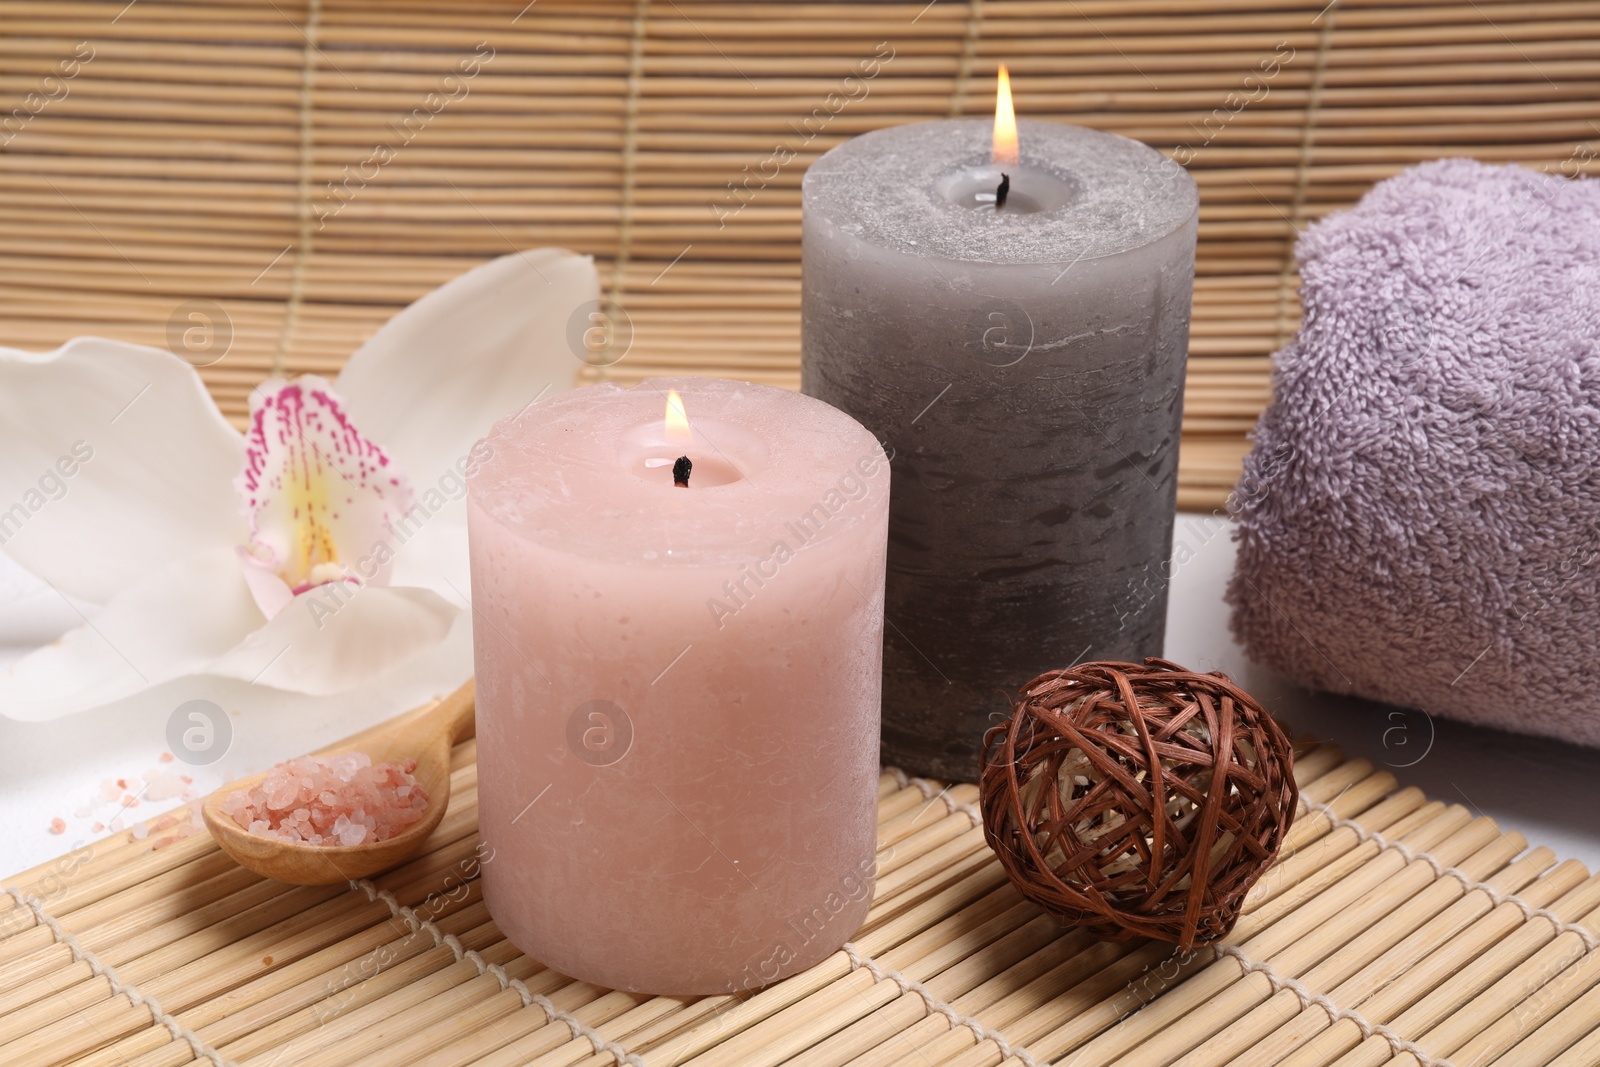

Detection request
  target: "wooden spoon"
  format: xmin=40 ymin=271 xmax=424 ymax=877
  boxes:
xmin=203 ymin=680 xmax=476 ymax=886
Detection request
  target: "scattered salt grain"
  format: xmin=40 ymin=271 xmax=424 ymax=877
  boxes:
xmin=48 ymin=818 xmax=65 ymax=835
xmin=142 ymin=768 xmax=189 ymax=802
xmin=147 ymin=800 xmax=206 ymax=852
xmin=222 ymin=752 xmax=428 ymax=847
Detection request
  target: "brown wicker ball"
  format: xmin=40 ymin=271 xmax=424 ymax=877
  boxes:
xmin=979 ymin=658 xmax=1297 ymax=950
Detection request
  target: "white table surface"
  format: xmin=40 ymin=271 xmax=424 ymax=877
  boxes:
xmin=4 ymin=512 xmax=1598 ymax=879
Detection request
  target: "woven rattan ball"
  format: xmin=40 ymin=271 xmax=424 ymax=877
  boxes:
xmin=979 ymin=658 xmax=1297 ymax=949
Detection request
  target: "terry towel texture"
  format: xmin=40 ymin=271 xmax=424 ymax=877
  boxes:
xmin=1228 ymin=158 xmax=1600 ymax=745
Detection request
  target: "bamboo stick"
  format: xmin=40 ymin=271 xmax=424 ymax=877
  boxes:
xmin=985 ymin=863 xmax=1587 ymax=1067
xmin=1084 ymin=813 xmax=1511 ymax=1065
xmin=233 ymin=939 xmax=558 ymax=1067
xmin=94 ymin=902 xmax=500 ymax=1067
xmin=899 ymin=937 xmax=1150 ymax=1067
xmin=1317 ymin=872 xmax=1600 ymax=1066
xmin=3 ymin=778 xmax=482 ymax=1060
xmin=1 ymin=768 xmax=478 ymax=997
xmin=484 ymin=917 xmax=1056 ymax=1067
xmin=911 ymin=775 xmax=1434 ymax=1067
xmin=1448 ymin=914 xmax=1600 ymax=1065
xmin=1383 ymin=897 xmax=1600 ymax=1066
xmin=871 ymin=829 xmax=992 ymax=908
xmin=911 ymin=767 xmax=1397 ymax=1067
xmin=643 ymin=756 xmax=1380 ymax=1067
xmin=444 ymin=991 xmax=685 ymax=1067
xmin=1174 ymin=829 xmax=1538 ymax=1066
xmin=310 ymin=964 xmax=635 ymax=1067
xmin=1268 ymin=863 xmax=1600 ymax=1067
xmin=1050 ymin=802 xmax=1481 ymax=1065
xmin=8 ymin=881 xmax=480 ymax=1067
xmin=674 ymin=894 xmax=1047 ymax=1067
xmin=785 ymin=921 xmax=1105 ymax=1067
xmin=631 ymin=863 xmax=1014 ymax=1067
xmin=1519 ymin=979 xmax=1600 ymax=1066
xmin=556 ymin=993 xmax=751 ymax=1067
xmin=87 ymin=777 xmax=972 ymax=1067
xmin=0 ymin=825 xmax=488 ymax=1063
xmin=14 ymin=739 xmax=1555 ymax=1067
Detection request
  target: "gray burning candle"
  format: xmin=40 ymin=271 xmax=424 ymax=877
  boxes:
xmin=800 ymin=81 xmax=1198 ymax=781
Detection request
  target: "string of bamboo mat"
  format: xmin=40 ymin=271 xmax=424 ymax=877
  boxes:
xmin=2 ymin=0 xmax=1597 ymax=510
xmin=4 ymin=709 xmax=1600 ymax=1067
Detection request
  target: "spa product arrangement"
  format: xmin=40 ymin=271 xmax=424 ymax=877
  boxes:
xmin=107 ymin=68 xmax=1574 ymax=1010
xmin=8 ymin=32 xmax=1598 ymax=1064
xmin=197 ymin=69 xmax=1226 ymax=998
xmin=444 ymin=78 xmax=1212 ymax=995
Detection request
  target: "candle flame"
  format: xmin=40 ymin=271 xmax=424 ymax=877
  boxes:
xmin=992 ymin=64 xmax=1019 ymax=168
xmin=664 ymin=388 xmax=692 ymax=447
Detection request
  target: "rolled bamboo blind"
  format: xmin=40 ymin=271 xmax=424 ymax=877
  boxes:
xmin=1 ymin=0 xmax=1595 ymax=508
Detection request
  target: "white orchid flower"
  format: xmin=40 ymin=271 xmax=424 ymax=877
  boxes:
xmin=0 ymin=249 xmax=597 ymax=720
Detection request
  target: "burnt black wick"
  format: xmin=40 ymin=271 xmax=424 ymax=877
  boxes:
xmin=673 ymin=455 xmax=692 ymax=488
xmin=995 ymin=173 xmax=1011 ymax=210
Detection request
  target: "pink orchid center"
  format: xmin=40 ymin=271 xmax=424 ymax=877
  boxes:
xmin=235 ymin=377 xmax=414 ymax=617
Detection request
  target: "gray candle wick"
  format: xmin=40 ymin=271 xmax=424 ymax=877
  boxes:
xmin=673 ymin=455 xmax=692 ymax=488
xmin=995 ymin=173 xmax=1010 ymax=210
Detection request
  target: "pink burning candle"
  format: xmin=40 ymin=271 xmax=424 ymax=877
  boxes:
xmin=466 ymin=377 xmax=889 ymax=995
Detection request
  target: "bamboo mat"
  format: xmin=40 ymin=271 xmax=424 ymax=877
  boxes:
xmin=2 ymin=0 xmax=1597 ymax=508
xmin=4 ymin=709 xmax=1600 ymax=1067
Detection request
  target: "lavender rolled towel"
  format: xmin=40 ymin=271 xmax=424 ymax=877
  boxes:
xmin=1228 ymin=158 xmax=1600 ymax=745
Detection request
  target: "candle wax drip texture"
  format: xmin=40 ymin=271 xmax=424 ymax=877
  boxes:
xmin=802 ymin=119 xmax=1199 ymax=781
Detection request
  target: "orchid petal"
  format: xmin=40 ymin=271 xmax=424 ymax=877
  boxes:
xmin=0 ymin=554 xmax=460 ymax=721
xmin=0 ymin=546 xmax=262 ymax=721
xmin=334 ymin=249 xmax=598 ymax=482
xmin=0 ymin=338 xmax=245 ymax=603
xmin=205 ymin=584 xmax=459 ymax=695
xmin=236 ymin=547 xmax=296 ymax=619
xmin=386 ymin=517 xmax=469 ymax=602
xmin=237 ymin=377 xmax=413 ymax=615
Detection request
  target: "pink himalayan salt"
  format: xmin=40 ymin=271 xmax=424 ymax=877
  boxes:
xmin=221 ymin=752 xmax=429 ymax=847
xmin=142 ymin=767 xmax=189 ymax=802
xmin=147 ymin=801 xmax=205 ymax=853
